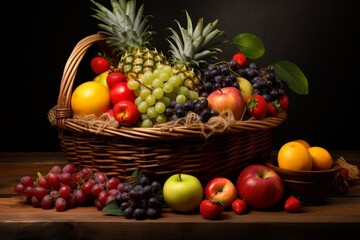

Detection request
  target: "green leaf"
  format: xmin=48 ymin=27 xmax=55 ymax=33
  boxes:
xmin=102 ymin=200 xmax=123 ymax=216
xmin=232 ymin=33 xmax=265 ymax=59
xmin=271 ymin=60 xmax=309 ymax=95
xmin=131 ymin=168 xmax=142 ymax=177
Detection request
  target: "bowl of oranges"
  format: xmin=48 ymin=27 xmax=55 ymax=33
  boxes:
xmin=266 ymin=140 xmax=341 ymax=205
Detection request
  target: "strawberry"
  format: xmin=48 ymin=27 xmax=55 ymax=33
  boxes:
xmin=232 ymin=52 xmax=247 ymax=67
xmin=231 ymin=199 xmax=247 ymax=215
xmin=279 ymin=94 xmax=289 ymax=111
xmin=339 ymin=167 xmax=349 ymax=180
xmin=267 ymin=102 xmax=278 ymax=117
xmin=91 ymin=56 xmax=110 ymax=74
xmin=199 ymin=199 xmax=224 ymax=219
xmin=245 ymin=94 xmax=268 ymax=119
xmin=284 ymin=196 xmax=301 ymax=213
xmin=106 ymin=71 xmax=127 ymax=89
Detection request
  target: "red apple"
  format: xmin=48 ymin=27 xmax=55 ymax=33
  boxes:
xmin=236 ymin=164 xmax=284 ymax=210
xmin=207 ymin=87 xmax=245 ymax=121
xmin=106 ymin=71 xmax=127 ymax=89
xmin=110 ymin=82 xmax=136 ymax=106
xmin=204 ymin=177 xmax=237 ymax=209
xmin=113 ymin=100 xmax=140 ymax=127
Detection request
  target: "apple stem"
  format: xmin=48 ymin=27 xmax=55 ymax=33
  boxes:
xmin=178 ymin=173 xmax=182 ymax=181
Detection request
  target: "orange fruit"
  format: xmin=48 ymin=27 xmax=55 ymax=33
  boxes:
xmin=71 ymin=81 xmax=110 ymax=117
xmin=308 ymin=146 xmax=333 ymax=171
xmin=277 ymin=141 xmax=313 ymax=171
xmin=294 ymin=139 xmax=311 ymax=149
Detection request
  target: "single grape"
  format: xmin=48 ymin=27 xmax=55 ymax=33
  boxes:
xmin=62 ymin=164 xmax=76 ymax=174
xmin=176 ymin=94 xmax=187 ymax=104
xmin=152 ymin=88 xmax=164 ymax=99
xmin=150 ymin=181 xmax=161 ymax=193
xmin=134 ymin=96 xmax=143 ymax=106
xmin=139 ymin=88 xmax=151 ymax=99
xmin=147 ymin=208 xmax=159 ymax=219
xmin=59 ymin=173 xmax=71 ymax=187
xmin=155 ymin=114 xmax=167 ymax=124
xmin=147 ymin=197 xmax=160 ymax=209
xmin=23 ymin=185 xmax=34 ymax=198
xmin=14 ymin=183 xmax=24 ymax=194
xmin=142 ymin=185 xmax=153 ymax=199
xmin=145 ymin=94 xmax=156 ymax=106
xmin=168 ymin=75 xmax=182 ymax=87
xmin=50 ymin=165 xmax=62 ymax=174
xmin=123 ymin=207 xmax=134 ymax=219
xmin=127 ymin=80 xmax=140 ymax=90
xmin=162 ymin=82 xmax=173 ymax=93
xmin=31 ymin=195 xmax=42 ymax=207
xmin=152 ymin=78 xmax=164 ymax=88
xmin=33 ymin=186 xmax=48 ymax=199
xmin=41 ymin=194 xmax=54 ymax=209
xmin=106 ymin=177 xmax=121 ymax=190
xmin=133 ymin=208 xmax=146 ymax=220
xmin=72 ymin=172 xmax=83 ymax=184
xmin=55 ymin=197 xmax=67 ymax=212
xmin=137 ymin=101 xmax=149 ymax=114
xmin=120 ymin=201 xmax=130 ymax=210
xmin=20 ymin=176 xmax=34 ymax=187
xmin=74 ymin=189 xmax=87 ymax=204
xmin=81 ymin=180 xmax=96 ymax=195
xmin=94 ymin=171 xmax=108 ymax=184
xmin=91 ymin=183 xmax=104 ymax=198
xmin=81 ymin=167 xmax=93 ymax=179
xmin=66 ymin=194 xmax=76 ymax=209
xmin=97 ymin=190 xmax=110 ymax=206
xmin=154 ymin=102 xmax=166 ymax=114
xmin=141 ymin=119 xmax=153 ymax=128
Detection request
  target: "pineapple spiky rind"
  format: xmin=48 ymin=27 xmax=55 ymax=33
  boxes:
xmin=167 ymin=10 xmax=225 ymax=90
xmin=91 ymin=0 xmax=154 ymax=55
xmin=91 ymin=0 xmax=168 ymax=80
xmin=167 ymin=11 xmax=225 ymax=69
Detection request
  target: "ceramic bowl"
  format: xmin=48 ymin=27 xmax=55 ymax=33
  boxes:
xmin=266 ymin=158 xmax=341 ymax=205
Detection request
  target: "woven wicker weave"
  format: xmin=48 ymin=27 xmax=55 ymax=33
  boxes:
xmin=53 ymin=33 xmax=287 ymax=184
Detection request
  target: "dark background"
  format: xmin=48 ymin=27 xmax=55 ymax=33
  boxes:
xmin=2 ymin=0 xmax=359 ymax=152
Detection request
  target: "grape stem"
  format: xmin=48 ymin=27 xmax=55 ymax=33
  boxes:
xmin=214 ymin=61 xmax=241 ymax=78
xmin=132 ymin=77 xmax=153 ymax=91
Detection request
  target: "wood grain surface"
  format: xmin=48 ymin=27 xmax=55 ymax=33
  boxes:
xmin=0 ymin=151 xmax=359 ymax=240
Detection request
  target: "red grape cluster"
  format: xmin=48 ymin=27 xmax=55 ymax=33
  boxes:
xmin=14 ymin=164 xmax=123 ymax=212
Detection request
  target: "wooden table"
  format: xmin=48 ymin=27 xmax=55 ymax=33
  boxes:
xmin=1 ymin=152 xmax=360 ymax=240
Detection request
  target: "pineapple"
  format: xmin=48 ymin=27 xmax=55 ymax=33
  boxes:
xmin=167 ymin=11 xmax=225 ymax=90
xmin=91 ymin=0 xmax=168 ymax=80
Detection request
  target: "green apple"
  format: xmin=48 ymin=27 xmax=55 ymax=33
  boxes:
xmin=237 ymin=77 xmax=254 ymax=100
xmin=163 ymin=173 xmax=203 ymax=212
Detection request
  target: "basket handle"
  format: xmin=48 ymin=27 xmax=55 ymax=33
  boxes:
xmin=55 ymin=33 xmax=106 ymax=129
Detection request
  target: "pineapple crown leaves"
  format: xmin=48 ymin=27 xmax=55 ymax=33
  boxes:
xmin=91 ymin=0 xmax=155 ymax=56
xmin=167 ymin=10 xmax=226 ymax=68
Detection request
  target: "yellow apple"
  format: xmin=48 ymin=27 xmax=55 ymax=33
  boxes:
xmin=237 ymin=77 xmax=254 ymax=100
xmin=93 ymin=70 xmax=110 ymax=89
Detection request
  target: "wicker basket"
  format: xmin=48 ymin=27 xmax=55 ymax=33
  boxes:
xmin=52 ymin=33 xmax=287 ymax=185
